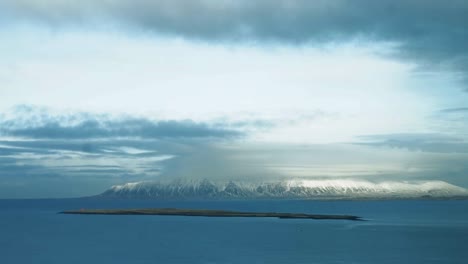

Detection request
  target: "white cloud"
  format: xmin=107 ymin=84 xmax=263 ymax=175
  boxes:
xmin=1 ymin=26 xmax=455 ymax=143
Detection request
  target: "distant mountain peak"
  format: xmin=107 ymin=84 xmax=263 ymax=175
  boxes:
xmin=99 ymin=178 xmax=468 ymax=200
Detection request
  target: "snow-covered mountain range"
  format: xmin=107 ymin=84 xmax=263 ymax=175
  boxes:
xmin=98 ymin=179 xmax=468 ymax=200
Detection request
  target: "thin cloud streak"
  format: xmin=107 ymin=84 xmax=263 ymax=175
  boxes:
xmin=356 ymin=133 xmax=468 ymax=153
xmin=440 ymin=107 xmax=468 ymax=113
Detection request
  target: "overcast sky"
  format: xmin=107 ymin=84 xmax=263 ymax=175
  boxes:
xmin=1 ymin=0 xmax=468 ymax=198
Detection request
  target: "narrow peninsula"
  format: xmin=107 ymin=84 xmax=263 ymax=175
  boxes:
xmin=60 ymin=208 xmax=363 ymax=221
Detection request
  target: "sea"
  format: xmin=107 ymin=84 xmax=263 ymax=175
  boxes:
xmin=0 ymin=199 xmax=467 ymax=264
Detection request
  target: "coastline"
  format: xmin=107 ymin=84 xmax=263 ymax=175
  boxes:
xmin=60 ymin=208 xmax=363 ymax=221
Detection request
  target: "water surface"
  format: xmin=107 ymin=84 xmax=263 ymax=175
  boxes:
xmin=1 ymin=199 xmax=467 ymax=263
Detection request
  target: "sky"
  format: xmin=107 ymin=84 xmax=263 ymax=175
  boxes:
xmin=1 ymin=0 xmax=468 ymax=198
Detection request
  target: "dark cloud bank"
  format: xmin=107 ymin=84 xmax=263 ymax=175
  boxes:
xmin=0 ymin=105 xmax=242 ymax=140
xmin=0 ymin=106 xmax=244 ymax=198
xmin=1 ymin=118 xmax=241 ymax=140
xmin=2 ymin=0 xmax=468 ymax=85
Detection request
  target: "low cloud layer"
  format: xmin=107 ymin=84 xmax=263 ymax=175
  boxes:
xmin=0 ymin=106 xmax=243 ymax=197
xmin=2 ymin=107 xmax=468 ymax=198
xmin=0 ymin=106 xmax=242 ymax=140
xmin=2 ymin=0 xmax=468 ymax=85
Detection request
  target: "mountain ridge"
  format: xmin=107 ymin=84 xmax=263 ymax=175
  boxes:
xmin=97 ymin=179 xmax=468 ymax=200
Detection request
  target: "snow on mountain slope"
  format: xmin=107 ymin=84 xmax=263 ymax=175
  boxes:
xmin=98 ymin=179 xmax=468 ymax=200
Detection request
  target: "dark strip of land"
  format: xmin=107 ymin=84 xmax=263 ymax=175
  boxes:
xmin=60 ymin=208 xmax=363 ymax=221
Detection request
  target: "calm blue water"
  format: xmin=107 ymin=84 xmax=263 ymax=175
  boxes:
xmin=0 ymin=199 xmax=467 ymax=264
